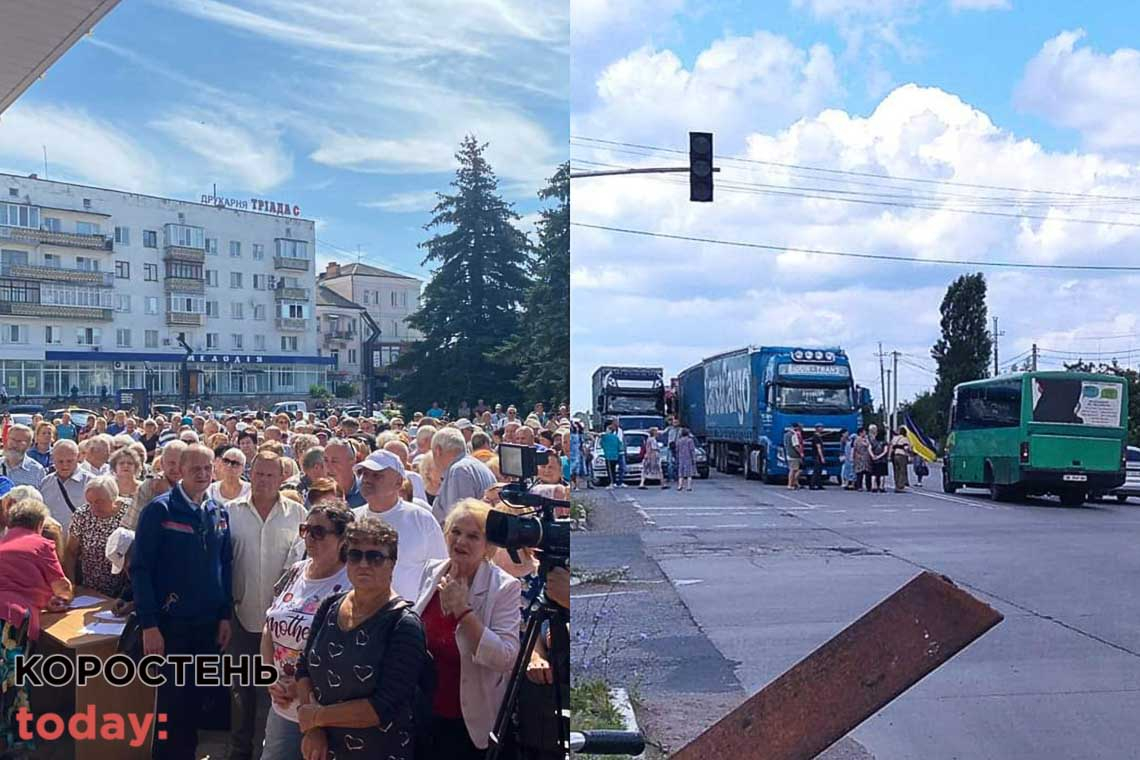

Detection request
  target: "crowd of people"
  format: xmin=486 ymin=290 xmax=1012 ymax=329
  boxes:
xmin=0 ymin=399 xmax=571 ymax=760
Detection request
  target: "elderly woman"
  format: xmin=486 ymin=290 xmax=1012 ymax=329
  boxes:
xmin=109 ymin=447 xmax=142 ymax=508
xmin=260 ymin=500 xmax=353 ymax=760
xmin=64 ymin=475 xmax=127 ymax=597
xmin=414 ymin=498 xmax=521 ymax=759
xmin=417 ymin=453 xmax=442 ymax=508
xmin=0 ymin=498 xmax=74 ymax=750
xmin=304 ymin=477 xmax=344 ymax=509
xmin=208 ymin=446 xmax=250 ymax=505
xmin=294 ymin=517 xmax=429 ymax=760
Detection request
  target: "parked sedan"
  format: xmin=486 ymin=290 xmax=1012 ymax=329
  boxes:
xmin=591 ymin=431 xmax=710 ymax=486
xmin=1111 ymin=446 xmax=1140 ymax=503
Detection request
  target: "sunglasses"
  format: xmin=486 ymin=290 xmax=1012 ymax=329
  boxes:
xmin=222 ymin=458 xmax=243 ymax=467
xmin=345 ymin=549 xmax=392 ymax=566
xmin=299 ymin=523 xmax=335 ymax=540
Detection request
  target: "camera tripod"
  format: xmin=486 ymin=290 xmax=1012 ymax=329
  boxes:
xmin=487 ymin=565 xmax=569 ymax=760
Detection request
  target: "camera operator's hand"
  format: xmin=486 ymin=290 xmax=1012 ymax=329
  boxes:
xmin=526 ymin=651 xmax=553 ymax=685
xmin=547 ymin=566 xmax=570 ymax=609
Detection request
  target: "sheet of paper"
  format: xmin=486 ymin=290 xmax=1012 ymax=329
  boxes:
xmin=78 ymin=621 xmax=126 ymax=636
xmin=93 ymin=610 xmax=124 ymax=622
xmin=69 ymin=595 xmax=105 ymax=609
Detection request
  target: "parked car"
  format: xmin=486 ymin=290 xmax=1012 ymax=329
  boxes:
xmin=47 ymin=407 xmax=99 ymax=429
xmin=590 ymin=430 xmax=710 ymax=486
xmin=271 ymin=401 xmax=308 ymax=415
xmin=1106 ymin=446 xmax=1140 ymax=503
xmin=152 ymin=404 xmax=184 ymax=419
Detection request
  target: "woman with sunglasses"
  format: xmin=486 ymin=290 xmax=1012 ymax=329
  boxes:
xmin=207 ymin=446 xmax=250 ymax=506
xmin=260 ymin=500 xmax=354 ymax=760
xmin=413 ymin=498 xmax=521 ymax=759
xmin=295 ymin=516 xmax=429 ymax=760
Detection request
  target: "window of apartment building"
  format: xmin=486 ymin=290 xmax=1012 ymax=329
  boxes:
xmin=253 ymin=304 xmax=266 ymax=321
xmin=230 ymin=241 xmax=241 ymax=257
xmin=331 ymin=350 xmax=340 ymax=367
xmin=43 ymin=253 xmax=61 ymax=269
xmin=0 ymin=280 xmax=39 ymax=304
xmin=206 ymin=333 xmax=219 ymax=349
xmin=76 ymin=327 xmax=101 ymax=346
xmin=166 ymin=261 xmax=202 ymax=280
xmin=391 ymin=290 xmax=398 ymax=307
xmin=115 ymin=261 xmax=130 ymax=279
xmin=116 ymin=328 xmax=131 ymax=347
xmin=252 ymin=274 xmax=266 ymax=290
xmin=253 ymin=243 xmax=264 ymax=260
xmin=275 ymin=239 xmax=308 ymax=259
xmin=145 ymin=297 xmax=159 ymax=315
xmin=230 ymin=272 xmax=243 ymax=288
xmin=402 ymin=291 xmax=408 ymax=307
xmin=41 ymin=217 xmax=61 ymax=233
xmin=281 ymin=302 xmax=306 ymax=319
xmin=254 ymin=334 xmax=265 ymax=350
xmin=231 ymin=333 xmax=243 ymax=349
xmin=206 ymin=269 xmax=218 ymax=287
xmin=143 ymin=230 xmax=158 ymax=248
xmin=1 ymin=203 xmax=39 ymax=229
xmin=231 ymin=302 xmax=244 ymax=319
xmin=1 ymin=249 xmax=28 ymax=267
xmin=206 ymin=238 xmax=218 ymax=255
xmin=348 ymin=348 xmax=357 ymax=364
xmin=114 ymin=227 xmax=130 ymax=245
xmin=1 ymin=325 xmax=28 ymax=344
xmin=167 ymin=295 xmax=204 ymax=314
xmin=280 ymin=336 xmax=298 ymax=352
xmin=7 ymin=188 xmax=16 ymax=198
xmin=76 ymin=221 xmax=100 ymax=235
xmin=44 ymin=325 xmax=62 ymax=345
xmin=115 ymin=295 xmax=131 ymax=313
xmin=145 ymin=330 xmax=159 ymax=348
xmin=144 ymin=263 xmax=158 ymax=282
xmin=75 ymin=257 xmax=99 ymax=272
xmin=206 ymin=301 xmax=219 ymax=317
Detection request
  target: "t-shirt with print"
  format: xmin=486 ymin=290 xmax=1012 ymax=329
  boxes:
xmin=264 ymin=559 xmax=351 ymax=721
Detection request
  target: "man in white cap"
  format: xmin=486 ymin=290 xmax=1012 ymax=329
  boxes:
xmin=453 ymin=417 xmax=475 ymax=450
xmin=352 ymin=449 xmax=446 ymax=600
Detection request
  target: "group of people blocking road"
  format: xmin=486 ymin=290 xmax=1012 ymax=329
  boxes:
xmin=0 ymin=401 xmax=571 ymax=760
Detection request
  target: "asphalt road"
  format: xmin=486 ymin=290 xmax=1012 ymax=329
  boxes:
xmin=575 ymin=465 xmax=1140 ymax=759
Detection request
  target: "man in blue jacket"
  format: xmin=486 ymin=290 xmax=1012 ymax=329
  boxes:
xmin=131 ymin=443 xmax=233 ymax=760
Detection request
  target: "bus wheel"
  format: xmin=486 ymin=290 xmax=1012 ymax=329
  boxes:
xmin=942 ymin=464 xmax=959 ymax=494
xmin=989 ymin=480 xmax=1016 ymax=502
xmin=1060 ymin=489 xmax=1086 ymax=507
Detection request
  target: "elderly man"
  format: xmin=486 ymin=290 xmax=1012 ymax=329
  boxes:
xmin=432 ymin=427 xmax=496 ymax=524
xmin=324 ymin=438 xmax=364 ymax=507
xmin=80 ymin=434 xmax=113 ymax=476
xmin=39 ymin=439 xmax=91 ymax=532
xmin=351 ymin=449 xmax=446 ymax=600
xmin=410 ymin=425 xmax=435 ymax=460
xmin=132 ymin=443 xmax=233 ymax=759
xmin=122 ymin=440 xmax=186 ymax=530
xmin=383 ymin=439 xmax=427 ymax=503
xmin=453 ymin=418 xmax=476 ymax=449
xmin=227 ymin=450 xmax=304 ymax=760
xmin=1 ymin=424 xmax=45 ymax=489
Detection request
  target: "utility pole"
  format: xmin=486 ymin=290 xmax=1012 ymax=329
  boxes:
xmin=884 ymin=368 xmax=892 ymax=430
xmin=1031 ymin=343 xmax=1039 ymax=372
xmin=878 ymin=343 xmax=887 ymax=426
xmin=992 ymin=317 xmax=1004 ymax=376
xmin=891 ymin=351 xmax=900 ymax=432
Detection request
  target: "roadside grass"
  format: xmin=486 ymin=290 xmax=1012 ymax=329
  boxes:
xmin=572 ymin=678 xmax=624 ymax=759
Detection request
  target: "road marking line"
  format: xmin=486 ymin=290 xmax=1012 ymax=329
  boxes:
xmin=659 ymin=525 xmax=700 ymax=530
xmin=825 ymin=509 xmax=848 ymax=513
xmin=629 ymin=499 xmax=657 ymax=526
xmin=773 ymin=492 xmax=819 ymax=509
xmin=711 ymin=523 xmax=750 ymax=529
xmin=913 ymin=489 xmax=997 ymax=510
xmin=643 ymin=506 xmax=775 ymax=511
xmin=674 ymin=579 xmax=704 ymax=586
xmin=573 ymin=590 xmax=651 ymax=600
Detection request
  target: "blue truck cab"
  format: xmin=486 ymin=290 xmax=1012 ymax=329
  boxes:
xmin=679 ymin=346 xmax=870 ymax=483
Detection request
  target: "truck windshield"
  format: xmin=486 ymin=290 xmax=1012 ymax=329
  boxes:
xmin=607 ymin=396 xmax=660 ymax=415
xmin=775 ymin=384 xmax=853 ymax=412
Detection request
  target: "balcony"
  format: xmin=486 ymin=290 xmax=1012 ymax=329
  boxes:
xmin=275 ymin=317 xmax=308 ymax=331
xmin=163 ymin=245 xmax=206 ymax=264
xmin=0 ymin=226 xmax=113 ymax=251
xmin=273 ymin=286 xmax=310 ymax=301
xmin=322 ymin=330 xmax=356 ymax=347
xmin=0 ymin=301 xmax=112 ymax=321
xmin=166 ymin=312 xmax=204 ymax=327
xmin=164 ymin=276 xmax=206 ymax=294
xmin=0 ymin=262 xmax=114 ymax=287
xmin=273 ymin=255 xmax=310 ymax=272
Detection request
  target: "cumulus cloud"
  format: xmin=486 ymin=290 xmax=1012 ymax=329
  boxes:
xmin=570 ymin=70 xmax=1140 ymax=409
xmin=1017 ymin=29 xmax=1140 ymax=154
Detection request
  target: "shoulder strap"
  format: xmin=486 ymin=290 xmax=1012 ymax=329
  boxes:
xmin=57 ymin=477 xmax=79 ymax=513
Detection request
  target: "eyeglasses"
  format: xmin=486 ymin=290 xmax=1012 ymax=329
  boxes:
xmin=346 ymin=549 xmax=391 ymax=565
xmin=222 ymin=458 xmax=243 ymax=467
xmin=299 ymin=523 xmax=334 ymax=540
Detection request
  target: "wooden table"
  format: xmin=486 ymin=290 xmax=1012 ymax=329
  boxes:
xmin=32 ymin=590 xmax=156 ymax=760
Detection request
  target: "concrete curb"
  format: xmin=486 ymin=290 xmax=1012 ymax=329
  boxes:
xmin=608 ymin=687 xmax=644 ymax=759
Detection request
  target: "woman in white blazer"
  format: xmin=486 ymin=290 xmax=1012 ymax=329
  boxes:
xmin=413 ymin=497 xmax=521 ymax=758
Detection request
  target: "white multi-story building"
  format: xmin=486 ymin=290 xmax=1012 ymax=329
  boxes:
xmin=0 ymin=172 xmax=331 ymax=403
xmin=317 ymin=262 xmax=422 ymax=369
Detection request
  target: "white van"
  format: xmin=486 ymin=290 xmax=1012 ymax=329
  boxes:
xmin=271 ymin=401 xmax=308 ymax=415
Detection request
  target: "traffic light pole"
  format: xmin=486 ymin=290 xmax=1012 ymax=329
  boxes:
xmin=569 ymin=167 xmax=720 ymax=179
xmin=571 ymin=131 xmax=717 ymax=202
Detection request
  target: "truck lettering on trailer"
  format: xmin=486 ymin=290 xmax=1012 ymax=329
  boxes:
xmin=706 ymin=364 xmax=750 ymax=425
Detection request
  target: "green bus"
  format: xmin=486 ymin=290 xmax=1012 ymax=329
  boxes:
xmin=942 ymin=371 xmax=1128 ymax=506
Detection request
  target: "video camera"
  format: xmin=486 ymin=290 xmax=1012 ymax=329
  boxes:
xmin=485 ymin=444 xmax=570 ymax=571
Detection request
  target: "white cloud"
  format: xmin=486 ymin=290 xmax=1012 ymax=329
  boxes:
xmin=572 ymin=0 xmax=685 ymax=41
xmin=0 ymin=102 xmax=163 ymax=193
xmin=950 ymin=0 xmax=1010 ymax=10
xmin=150 ymin=116 xmax=293 ymax=193
xmin=1016 ymin=29 xmax=1140 ymax=153
xmin=361 ymin=191 xmax=441 ymax=213
xmin=570 ymin=75 xmax=1140 ymax=409
xmin=575 ymin=32 xmax=842 ymax=152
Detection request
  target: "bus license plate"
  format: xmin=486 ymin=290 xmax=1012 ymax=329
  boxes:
xmin=1063 ymin=474 xmax=1087 ymax=482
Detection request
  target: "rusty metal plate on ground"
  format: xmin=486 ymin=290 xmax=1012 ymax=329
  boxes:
xmin=671 ymin=571 xmax=1003 ymax=760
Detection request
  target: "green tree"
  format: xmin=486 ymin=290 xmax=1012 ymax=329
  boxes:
xmin=931 ymin=273 xmax=992 ymax=429
xmin=1063 ymin=360 xmax=1140 ymax=446
xmin=492 ymin=162 xmax=569 ymax=408
xmin=394 ymin=136 xmax=532 ymax=412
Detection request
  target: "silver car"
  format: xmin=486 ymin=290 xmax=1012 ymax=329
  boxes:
xmin=1111 ymin=446 xmax=1140 ymax=503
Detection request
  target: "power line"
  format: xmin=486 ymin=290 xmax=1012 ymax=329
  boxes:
xmin=571 ymin=135 xmax=1140 ymax=203
xmin=315 ymin=238 xmax=426 ymax=282
xmin=571 ymin=221 xmax=1140 ymax=272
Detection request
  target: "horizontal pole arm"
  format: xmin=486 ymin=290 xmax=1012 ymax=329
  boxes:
xmin=569 ymin=166 xmax=720 ymax=179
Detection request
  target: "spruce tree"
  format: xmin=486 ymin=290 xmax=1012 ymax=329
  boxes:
xmin=931 ymin=272 xmax=993 ymax=422
xmin=493 ymin=162 xmax=569 ymax=408
xmin=395 ymin=136 xmax=531 ymax=413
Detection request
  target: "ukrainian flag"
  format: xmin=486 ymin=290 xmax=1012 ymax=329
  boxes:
xmin=903 ymin=412 xmax=938 ymax=462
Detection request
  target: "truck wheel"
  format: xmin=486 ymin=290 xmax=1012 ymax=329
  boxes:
xmin=1117 ymin=494 xmax=1129 ymax=504
xmin=744 ymin=450 xmax=758 ymax=481
xmin=1060 ymin=489 xmax=1086 ymax=507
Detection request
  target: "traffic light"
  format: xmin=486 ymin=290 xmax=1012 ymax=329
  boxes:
xmin=689 ymin=131 xmax=714 ymax=202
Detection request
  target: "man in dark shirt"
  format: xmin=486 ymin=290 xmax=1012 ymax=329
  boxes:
xmin=809 ymin=424 xmax=828 ymax=491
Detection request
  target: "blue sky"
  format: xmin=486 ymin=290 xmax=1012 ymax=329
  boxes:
xmin=0 ymin=0 xmax=569 ymax=279
xmin=571 ymin=0 xmax=1140 ymax=413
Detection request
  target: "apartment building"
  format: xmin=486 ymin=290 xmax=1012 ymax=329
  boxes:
xmin=0 ymin=172 xmax=332 ymax=403
xmin=317 ymin=261 xmax=422 ymax=370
